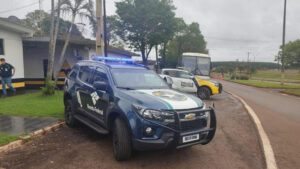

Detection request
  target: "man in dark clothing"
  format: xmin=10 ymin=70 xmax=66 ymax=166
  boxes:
xmin=0 ymin=58 xmax=16 ymax=97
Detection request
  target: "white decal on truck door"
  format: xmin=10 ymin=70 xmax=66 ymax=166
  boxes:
xmin=76 ymin=91 xmax=83 ymax=107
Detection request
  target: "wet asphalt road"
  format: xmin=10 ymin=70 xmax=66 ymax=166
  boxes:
xmin=222 ymin=80 xmax=300 ymax=169
xmin=0 ymin=93 xmax=264 ymax=169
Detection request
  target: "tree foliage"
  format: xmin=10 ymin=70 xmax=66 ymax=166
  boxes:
xmin=21 ymin=10 xmax=83 ymax=38
xmin=164 ymin=22 xmax=208 ymax=68
xmin=115 ymin=0 xmax=177 ymax=65
xmin=282 ymin=39 xmax=300 ymax=67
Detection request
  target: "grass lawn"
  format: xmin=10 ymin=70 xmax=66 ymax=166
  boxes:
xmin=282 ymin=89 xmax=300 ymax=96
xmin=0 ymin=133 xmax=19 ymax=146
xmin=253 ymin=71 xmax=300 ymax=80
xmin=227 ymin=79 xmax=300 ymax=89
xmin=0 ymin=91 xmax=64 ymax=119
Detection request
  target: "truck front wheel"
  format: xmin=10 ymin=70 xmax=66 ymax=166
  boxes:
xmin=65 ymin=100 xmax=77 ymax=127
xmin=197 ymin=87 xmax=211 ymax=100
xmin=113 ymin=117 xmax=132 ymax=161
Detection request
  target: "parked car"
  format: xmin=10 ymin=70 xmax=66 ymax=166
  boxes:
xmin=64 ymin=57 xmax=216 ymax=161
xmin=160 ymin=69 xmax=197 ymax=93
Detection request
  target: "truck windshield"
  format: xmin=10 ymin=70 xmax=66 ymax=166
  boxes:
xmin=111 ymin=68 xmax=169 ymax=89
xmin=182 ymin=56 xmax=211 ymax=76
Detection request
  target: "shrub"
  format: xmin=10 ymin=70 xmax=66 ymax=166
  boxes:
xmin=239 ymin=75 xmax=249 ymax=80
xmin=41 ymin=79 xmax=56 ymax=95
xmin=231 ymin=74 xmax=249 ymax=80
xmin=231 ymin=73 xmax=238 ymax=80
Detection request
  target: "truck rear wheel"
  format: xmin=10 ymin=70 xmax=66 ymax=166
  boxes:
xmin=197 ymin=87 xmax=211 ymax=100
xmin=113 ymin=118 xmax=132 ymax=161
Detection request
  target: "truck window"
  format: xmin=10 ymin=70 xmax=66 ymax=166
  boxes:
xmin=90 ymin=67 xmax=108 ymax=84
xmin=69 ymin=65 xmax=79 ymax=80
xmin=78 ymin=66 xmax=93 ymax=84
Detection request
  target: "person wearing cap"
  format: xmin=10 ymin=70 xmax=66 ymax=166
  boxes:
xmin=0 ymin=58 xmax=16 ymax=97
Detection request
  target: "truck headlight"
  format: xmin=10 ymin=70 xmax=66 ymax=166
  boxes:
xmin=211 ymin=82 xmax=219 ymax=87
xmin=133 ymin=104 xmax=174 ymax=123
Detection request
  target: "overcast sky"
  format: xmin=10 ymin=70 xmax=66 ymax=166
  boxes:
xmin=0 ymin=0 xmax=300 ymax=62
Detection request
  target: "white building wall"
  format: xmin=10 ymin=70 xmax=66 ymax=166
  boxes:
xmin=24 ymin=43 xmax=88 ymax=79
xmin=0 ymin=29 xmax=24 ymax=79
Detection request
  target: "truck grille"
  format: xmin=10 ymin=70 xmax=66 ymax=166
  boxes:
xmin=176 ymin=108 xmax=208 ymax=132
xmin=180 ymin=119 xmax=207 ymax=132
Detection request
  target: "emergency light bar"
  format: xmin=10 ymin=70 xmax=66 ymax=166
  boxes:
xmin=92 ymin=56 xmax=136 ymax=64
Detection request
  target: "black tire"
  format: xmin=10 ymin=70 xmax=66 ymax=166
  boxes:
xmin=65 ymin=100 xmax=77 ymax=127
xmin=197 ymin=87 xmax=211 ymax=100
xmin=113 ymin=118 xmax=132 ymax=161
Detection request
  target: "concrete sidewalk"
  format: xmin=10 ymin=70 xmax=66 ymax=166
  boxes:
xmin=0 ymin=115 xmax=58 ymax=135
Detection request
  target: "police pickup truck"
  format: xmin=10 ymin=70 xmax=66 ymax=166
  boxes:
xmin=64 ymin=57 xmax=216 ymax=161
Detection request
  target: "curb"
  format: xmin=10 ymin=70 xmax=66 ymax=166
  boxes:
xmin=0 ymin=122 xmax=65 ymax=154
xmin=225 ymin=90 xmax=277 ymax=169
xmin=279 ymin=91 xmax=300 ymax=97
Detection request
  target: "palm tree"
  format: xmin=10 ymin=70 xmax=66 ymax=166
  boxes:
xmin=54 ymin=0 xmax=93 ymax=82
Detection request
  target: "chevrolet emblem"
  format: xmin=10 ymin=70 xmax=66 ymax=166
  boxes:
xmin=184 ymin=113 xmax=196 ymax=120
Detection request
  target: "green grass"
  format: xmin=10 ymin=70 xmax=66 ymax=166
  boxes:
xmin=0 ymin=91 xmax=64 ymax=119
xmin=227 ymin=79 xmax=300 ymax=89
xmin=253 ymin=73 xmax=300 ymax=80
xmin=0 ymin=133 xmax=19 ymax=146
xmin=282 ymin=89 xmax=300 ymax=96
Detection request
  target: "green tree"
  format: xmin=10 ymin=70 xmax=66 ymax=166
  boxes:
xmin=21 ymin=10 xmax=83 ymax=37
xmin=115 ymin=0 xmax=177 ymax=65
xmin=22 ymin=10 xmax=48 ymax=36
xmin=238 ymin=64 xmax=245 ymax=74
xmin=283 ymin=40 xmax=300 ymax=67
xmin=276 ymin=40 xmax=300 ymax=85
xmin=165 ymin=22 xmax=208 ymax=68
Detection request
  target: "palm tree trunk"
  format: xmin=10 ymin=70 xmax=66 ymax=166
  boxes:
xmin=47 ymin=0 xmax=55 ymax=82
xmin=54 ymin=14 xmax=75 ymax=83
xmin=53 ymin=0 xmax=61 ymax=54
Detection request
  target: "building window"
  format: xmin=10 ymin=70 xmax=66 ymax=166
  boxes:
xmin=0 ymin=39 xmax=4 ymax=55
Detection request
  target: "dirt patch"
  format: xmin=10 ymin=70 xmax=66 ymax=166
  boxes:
xmin=0 ymin=93 xmax=264 ymax=169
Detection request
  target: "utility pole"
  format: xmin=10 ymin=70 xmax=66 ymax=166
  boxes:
xmin=247 ymin=51 xmax=250 ymax=74
xmin=39 ymin=0 xmax=42 ymax=10
xmin=281 ymin=0 xmax=287 ymax=85
xmin=103 ymin=0 xmax=108 ymax=57
xmin=96 ymin=0 xmax=105 ymax=57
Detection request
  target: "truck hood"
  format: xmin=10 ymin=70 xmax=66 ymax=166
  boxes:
xmin=196 ymin=76 xmax=211 ymax=80
xmin=118 ymin=89 xmax=203 ymax=110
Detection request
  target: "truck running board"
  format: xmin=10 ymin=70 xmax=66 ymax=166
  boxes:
xmin=74 ymin=115 xmax=109 ymax=134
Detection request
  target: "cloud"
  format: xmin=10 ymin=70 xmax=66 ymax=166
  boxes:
xmin=1 ymin=0 xmax=299 ymax=62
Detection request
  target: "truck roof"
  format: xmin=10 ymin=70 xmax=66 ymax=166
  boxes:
xmin=162 ymin=68 xmax=189 ymax=72
xmin=77 ymin=60 xmax=149 ymax=70
xmin=182 ymin=53 xmax=210 ymax=58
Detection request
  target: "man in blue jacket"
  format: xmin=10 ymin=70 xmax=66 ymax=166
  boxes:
xmin=0 ymin=58 xmax=16 ymax=97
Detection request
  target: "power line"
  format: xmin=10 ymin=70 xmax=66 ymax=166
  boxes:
xmin=0 ymin=1 xmax=39 ymax=14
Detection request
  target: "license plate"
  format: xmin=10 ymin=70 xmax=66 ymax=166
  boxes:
xmin=182 ymin=133 xmax=200 ymax=143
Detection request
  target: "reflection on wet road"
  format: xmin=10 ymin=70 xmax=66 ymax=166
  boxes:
xmin=0 ymin=115 xmax=58 ymax=135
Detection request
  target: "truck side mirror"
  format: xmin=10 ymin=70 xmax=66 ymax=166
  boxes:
xmin=164 ymin=77 xmax=173 ymax=87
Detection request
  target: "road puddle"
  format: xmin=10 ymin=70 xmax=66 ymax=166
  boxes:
xmin=0 ymin=115 xmax=58 ymax=135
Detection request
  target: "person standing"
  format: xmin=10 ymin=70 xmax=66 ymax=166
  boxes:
xmin=0 ymin=58 xmax=16 ymax=97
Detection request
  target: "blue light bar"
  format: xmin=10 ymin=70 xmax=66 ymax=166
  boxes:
xmin=92 ymin=56 xmax=136 ymax=64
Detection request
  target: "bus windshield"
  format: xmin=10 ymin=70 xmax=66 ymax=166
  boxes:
xmin=182 ymin=56 xmax=211 ymax=76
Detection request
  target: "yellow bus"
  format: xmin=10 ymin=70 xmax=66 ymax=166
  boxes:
xmin=182 ymin=53 xmax=222 ymax=100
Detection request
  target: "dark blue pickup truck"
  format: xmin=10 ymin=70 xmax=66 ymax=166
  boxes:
xmin=64 ymin=57 xmax=216 ymax=161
